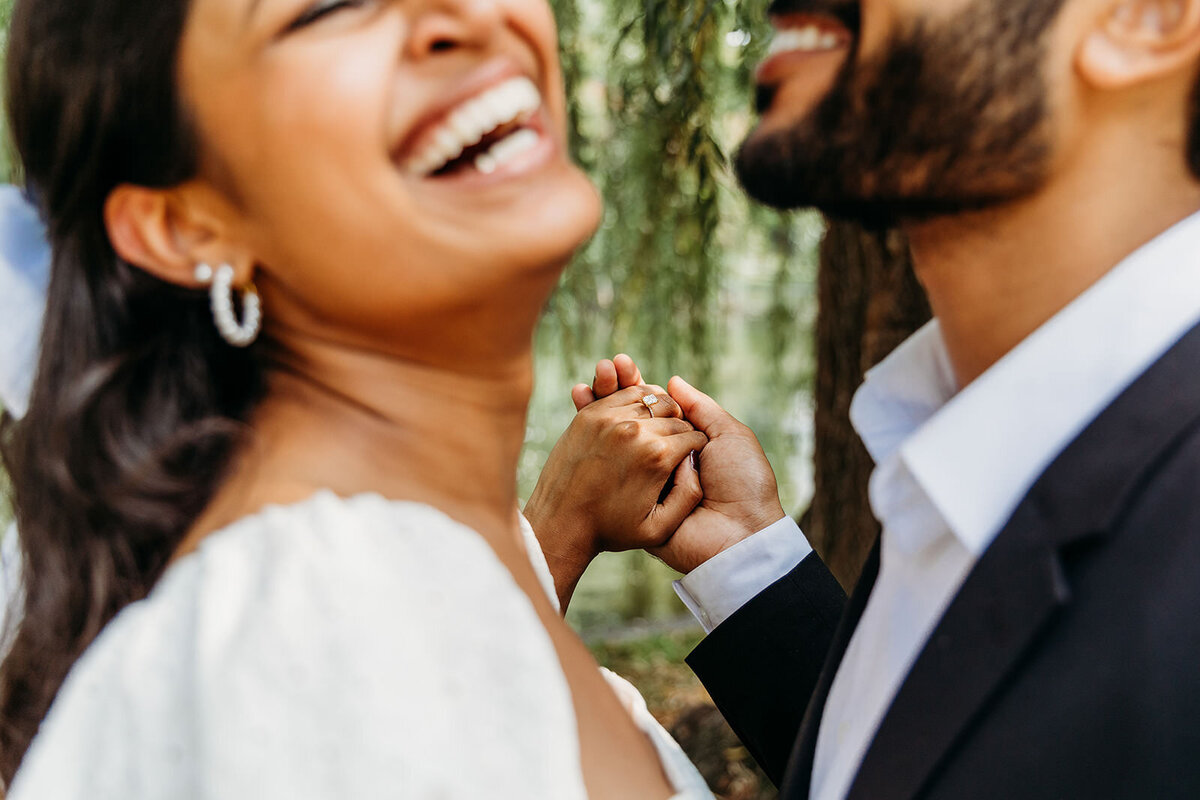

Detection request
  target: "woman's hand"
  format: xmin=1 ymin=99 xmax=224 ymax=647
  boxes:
xmin=576 ymin=355 xmax=788 ymax=576
xmin=525 ymin=382 xmax=707 ymax=611
xmin=569 ymin=354 xmax=645 ymax=411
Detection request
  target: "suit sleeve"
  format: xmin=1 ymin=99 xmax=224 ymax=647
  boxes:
xmin=686 ymin=551 xmax=846 ymax=786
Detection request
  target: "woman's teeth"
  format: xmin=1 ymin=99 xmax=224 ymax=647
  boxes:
xmin=475 ymin=128 xmax=541 ymax=175
xmin=407 ymin=77 xmax=543 ymax=178
xmin=767 ymin=25 xmax=842 ymax=57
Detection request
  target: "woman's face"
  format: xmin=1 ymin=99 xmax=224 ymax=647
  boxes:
xmin=177 ymin=0 xmax=601 ymax=355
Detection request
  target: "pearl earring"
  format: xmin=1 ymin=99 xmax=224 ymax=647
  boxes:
xmin=194 ymin=263 xmax=262 ymax=348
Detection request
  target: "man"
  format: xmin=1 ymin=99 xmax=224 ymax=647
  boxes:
xmin=532 ymin=0 xmax=1200 ymax=797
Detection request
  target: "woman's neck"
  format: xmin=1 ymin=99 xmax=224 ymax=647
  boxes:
xmin=187 ymin=337 xmax=536 ymax=551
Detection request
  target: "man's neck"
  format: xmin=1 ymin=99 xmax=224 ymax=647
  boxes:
xmin=906 ymin=148 xmax=1200 ymax=388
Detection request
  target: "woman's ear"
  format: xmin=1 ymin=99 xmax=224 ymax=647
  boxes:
xmin=104 ymin=181 xmax=254 ymax=288
xmin=1078 ymin=0 xmax=1200 ymax=90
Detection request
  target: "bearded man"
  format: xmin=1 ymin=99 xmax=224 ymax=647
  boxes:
xmin=532 ymin=0 xmax=1200 ymax=797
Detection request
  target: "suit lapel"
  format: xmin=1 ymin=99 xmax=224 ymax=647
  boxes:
xmin=843 ymin=320 xmax=1200 ymax=800
xmin=844 ymin=505 xmax=1072 ymax=800
xmin=781 ymin=539 xmax=882 ymax=798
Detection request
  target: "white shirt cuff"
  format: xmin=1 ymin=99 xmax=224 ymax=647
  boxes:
xmin=673 ymin=516 xmax=813 ymax=633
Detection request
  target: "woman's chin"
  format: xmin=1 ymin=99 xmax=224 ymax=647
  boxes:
xmin=552 ymin=171 xmax=605 ymax=250
xmin=494 ymin=173 xmax=603 ymax=269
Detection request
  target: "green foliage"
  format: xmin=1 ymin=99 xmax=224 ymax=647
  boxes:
xmin=543 ymin=0 xmax=802 ymax=385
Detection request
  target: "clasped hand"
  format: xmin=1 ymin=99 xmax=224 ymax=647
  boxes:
xmin=526 ymin=355 xmax=786 ymax=611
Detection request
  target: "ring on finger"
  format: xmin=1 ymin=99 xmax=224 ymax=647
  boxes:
xmin=641 ymin=394 xmax=661 ymax=418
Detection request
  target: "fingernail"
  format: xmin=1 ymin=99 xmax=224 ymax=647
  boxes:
xmin=690 ymin=451 xmax=699 ymax=470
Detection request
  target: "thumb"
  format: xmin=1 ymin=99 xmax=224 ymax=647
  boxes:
xmin=668 ymin=377 xmax=742 ymax=438
xmin=647 ymin=452 xmax=703 ymax=541
xmin=571 ymin=383 xmax=595 ymax=411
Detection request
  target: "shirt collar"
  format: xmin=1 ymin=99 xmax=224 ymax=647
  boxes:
xmin=849 ymin=320 xmax=957 ymax=466
xmin=851 ymin=209 xmax=1200 ymax=557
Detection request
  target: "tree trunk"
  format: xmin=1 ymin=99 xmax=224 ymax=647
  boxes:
xmin=803 ymin=221 xmax=931 ymax=592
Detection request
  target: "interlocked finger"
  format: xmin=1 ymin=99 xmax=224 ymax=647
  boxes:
xmin=639 ymin=417 xmax=697 ymax=436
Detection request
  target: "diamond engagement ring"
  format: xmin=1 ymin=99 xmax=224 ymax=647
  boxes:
xmin=642 ymin=394 xmax=661 ymax=418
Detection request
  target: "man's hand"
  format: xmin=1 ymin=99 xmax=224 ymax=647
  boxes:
xmin=648 ymin=377 xmax=786 ymax=574
xmin=525 ymin=384 xmax=707 ymax=610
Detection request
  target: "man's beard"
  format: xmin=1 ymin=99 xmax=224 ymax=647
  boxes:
xmin=736 ymin=0 xmax=1069 ymax=224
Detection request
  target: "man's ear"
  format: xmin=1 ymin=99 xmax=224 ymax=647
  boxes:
xmin=1078 ymin=0 xmax=1200 ymax=89
xmin=104 ymin=181 xmax=255 ymax=288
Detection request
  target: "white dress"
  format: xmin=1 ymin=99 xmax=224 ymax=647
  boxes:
xmin=7 ymin=492 xmax=713 ymax=799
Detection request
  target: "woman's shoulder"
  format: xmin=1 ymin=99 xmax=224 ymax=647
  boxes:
xmin=106 ymin=493 xmax=546 ymax=667
xmin=191 ymin=490 xmax=509 ymax=582
xmin=180 ymin=490 xmax=518 ymax=600
xmin=69 ymin=491 xmax=565 ymax=685
xmin=145 ymin=491 xmax=549 ymax=626
xmin=10 ymin=493 xmax=586 ymax=799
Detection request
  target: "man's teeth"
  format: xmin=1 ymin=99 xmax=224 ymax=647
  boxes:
xmin=767 ymin=25 xmax=842 ymax=57
xmin=409 ymin=77 xmax=542 ymax=177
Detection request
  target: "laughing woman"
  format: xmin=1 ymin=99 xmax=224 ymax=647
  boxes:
xmin=0 ymin=0 xmax=712 ymax=796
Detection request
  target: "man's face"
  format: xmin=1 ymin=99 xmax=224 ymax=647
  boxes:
xmin=737 ymin=0 xmax=1069 ymax=222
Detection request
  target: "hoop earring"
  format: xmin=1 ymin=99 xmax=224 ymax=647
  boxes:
xmin=194 ymin=263 xmax=262 ymax=348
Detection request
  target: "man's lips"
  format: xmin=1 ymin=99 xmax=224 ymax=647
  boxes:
xmin=756 ymin=12 xmax=854 ymax=87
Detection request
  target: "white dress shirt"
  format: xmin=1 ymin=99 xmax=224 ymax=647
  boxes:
xmin=675 ymin=209 xmax=1200 ymax=800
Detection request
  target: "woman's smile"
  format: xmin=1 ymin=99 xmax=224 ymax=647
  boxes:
xmin=175 ymin=0 xmax=602 ymax=352
xmin=397 ymin=66 xmax=553 ymax=181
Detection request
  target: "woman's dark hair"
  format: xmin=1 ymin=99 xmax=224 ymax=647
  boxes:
xmin=0 ymin=0 xmax=264 ymax=782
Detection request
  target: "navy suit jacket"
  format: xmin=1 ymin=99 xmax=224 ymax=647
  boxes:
xmin=689 ymin=322 xmax=1200 ymax=799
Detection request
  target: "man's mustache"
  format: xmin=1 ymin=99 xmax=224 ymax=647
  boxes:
xmin=766 ymin=0 xmax=861 ymax=32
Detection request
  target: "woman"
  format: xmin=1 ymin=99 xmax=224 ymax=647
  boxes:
xmin=0 ymin=0 xmax=712 ymax=796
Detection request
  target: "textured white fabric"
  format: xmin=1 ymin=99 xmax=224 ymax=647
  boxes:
xmin=9 ymin=492 xmax=712 ymax=799
xmin=678 ymin=209 xmax=1200 ymax=800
